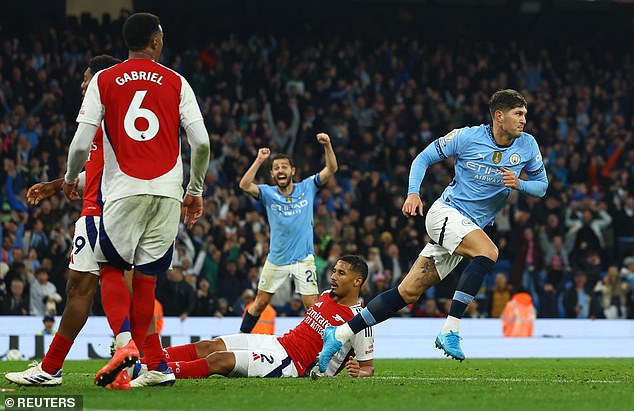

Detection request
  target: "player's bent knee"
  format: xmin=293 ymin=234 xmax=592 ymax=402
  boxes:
xmin=195 ymin=338 xmax=225 ymax=357
xmin=397 ymin=283 xmax=422 ymax=304
xmin=205 ymin=351 xmax=235 ymax=375
xmin=66 ymin=271 xmax=98 ymax=300
xmin=481 ymin=245 xmax=499 ymax=262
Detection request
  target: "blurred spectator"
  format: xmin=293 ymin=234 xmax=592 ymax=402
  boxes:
xmin=621 ymin=256 xmax=634 ymax=289
xmin=383 ymin=244 xmax=407 ymax=288
xmin=230 ymin=288 xmax=255 ymax=317
xmin=501 ymin=291 xmax=536 ymax=337
xmin=613 ymin=194 xmax=634 ymax=260
xmin=486 ymin=273 xmax=513 ymax=318
xmin=563 ymin=273 xmax=595 ymax=319
xmin=215 ymin=298 xmax=229 ymax=318
xmin=193 ymin=277 xmax=218 ymax=317
xmin=36 ymin=315 xmax=56 ymax=336
xmin=27 ymin=267 xmax=60 ymax=316
xmin=277 ymin=294 xmax=307 ymax=317
xmin=157 ymin=267 xmax=196 ymax=321
xmin=537 ymin=283 xmax=560 ymax=318
xmin=594 ymin=266 xmax=630 ymax=319
xmin=511 ymin=227 xmax=544 ymax=299
xmin=244 ymin=301 xmax=276 ymax=334
xmin=1 ymin=278 xmax=28 ymax=315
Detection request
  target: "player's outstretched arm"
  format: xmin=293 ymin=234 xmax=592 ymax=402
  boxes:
xmin=239 ymin=148 xmax=270 ymax=198
xmin=317 ymin=133 xmax=338 ymax=185
xmin=345 ymin=356 xmax=374 ymax=378
xmin=27 ymin=179 xmax=63 ymax=205
xmin=402 ymin=142 xmax=446 ymax=217
xmin=27 ymin=172 xmax=87 ymax=205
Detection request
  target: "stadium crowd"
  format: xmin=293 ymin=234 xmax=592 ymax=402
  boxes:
xmin=0 ymin=12 xmax=633 ymax=321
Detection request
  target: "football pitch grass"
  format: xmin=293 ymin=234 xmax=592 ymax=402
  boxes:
xmin=1 ymin=358 xmax=632 ymax=411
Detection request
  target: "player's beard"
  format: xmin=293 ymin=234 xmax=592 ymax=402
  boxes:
xmin=275 ymin=174 xmax=290 ymax=188
xmin=329 ymin=290 xmax=337 ymax=298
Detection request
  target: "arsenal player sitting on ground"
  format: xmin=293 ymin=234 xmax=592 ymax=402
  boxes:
xmin=135 ymin=255 xmax=374 ymax=379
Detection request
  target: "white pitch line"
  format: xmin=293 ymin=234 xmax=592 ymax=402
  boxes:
xmin=372 ymin=376 xmax=625 ymax=384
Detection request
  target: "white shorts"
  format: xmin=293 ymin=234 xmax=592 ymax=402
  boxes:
xmin=220 ymin=334 xmax=299 ymax=378
xmin=68 ymin=216 xmax=101 ymax=276
xmin=259 ymin=255 xmax=318 ymax=296
xmin=99 ymin=195 xmax=180 ymax=274
xmin=420 ymin=200 xmax=480 ymax=280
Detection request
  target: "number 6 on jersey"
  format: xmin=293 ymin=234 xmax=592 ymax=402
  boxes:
xmin=124 ymin=90 xmax=159 ymax=141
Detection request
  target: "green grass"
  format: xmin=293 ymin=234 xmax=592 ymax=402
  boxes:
xmin=1 ymin=359 xmax=633 ymax=411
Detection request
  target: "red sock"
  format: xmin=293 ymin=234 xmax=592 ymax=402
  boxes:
xmin=143 ymin=333 xmax=168 ymax=371
xmin=168 ymin=359 xmax=210 ymax=379
xmin=100 ymin=266 xmax=131 ymax=335
xmin=130 ymin=277 xmax=156 ymax=348
xmin=164 ymin=344 xmax=198 ymax=362
xmin=41 ymin=334 xmax=73 ymax=374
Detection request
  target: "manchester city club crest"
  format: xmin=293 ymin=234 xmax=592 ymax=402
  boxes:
xmin=285 ymin=197 xmax=292 ymax=203
xmin=510 ymin=153 xmax=521 ymax=165
xmin=492 ymin=151 xmax=502 ymax=164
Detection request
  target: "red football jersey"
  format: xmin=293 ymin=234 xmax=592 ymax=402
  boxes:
xmin=278 ymin=291 xmax=373 ymax=376
xmin=77 ymin=58 xmax=202 ymax=202
xmin=80 ymin=127 xmax=103 ymax=217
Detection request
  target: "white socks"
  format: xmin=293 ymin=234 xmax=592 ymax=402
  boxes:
xmin=441 ymin=316 xmax=461 ymax=334
xmin=334 ymin=323 xmax=354 ymax=343
xmin=115 ymin=331 xmax=132 ymax=348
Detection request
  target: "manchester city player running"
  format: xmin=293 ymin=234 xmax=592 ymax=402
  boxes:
xmin=319 ymin=89 xmax=547 ymax=368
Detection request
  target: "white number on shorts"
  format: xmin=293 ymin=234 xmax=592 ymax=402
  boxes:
xmin=74 ymin=236 xmax=86 ymax=254
xmin=124 ymin=90 xmax=160 ymax=141
xmin=305 ymin=269 xmax=315 ymax=284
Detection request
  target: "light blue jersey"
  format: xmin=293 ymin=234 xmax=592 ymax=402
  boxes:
xmin=408 ymin=124 xmax=548 ymax=228
xmin=259 ymin=174 xmax=321 ymax=265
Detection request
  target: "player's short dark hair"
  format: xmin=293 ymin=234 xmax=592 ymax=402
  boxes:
xmin=270 ymin=154 xmax=294 ymax=169
xmin=122 ymin=13 xmax=161 ymax=51
xmin=88 ymin=54 xmax=121 ymax=74
xmin=488 ymin=89 xmax=527 ymax=118
xmin=339 ymin=255 xmax=369 ymax=285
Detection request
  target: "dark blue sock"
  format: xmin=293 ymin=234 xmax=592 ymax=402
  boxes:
xmin=448 ymin=256 xmax=494 ymax=319
xmin=240 ymin=311 xmax=260 ymax=333
xmin=349 ymin=287 xmax=407 ymax=334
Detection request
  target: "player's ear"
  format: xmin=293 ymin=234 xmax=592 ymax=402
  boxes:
xmin=494 ymin=109 xmax=504 ymax=123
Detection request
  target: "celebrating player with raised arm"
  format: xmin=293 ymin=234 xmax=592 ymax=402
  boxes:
xmin=319 ymin=89 xmax=548 ymax=369
xmin=133 ymin=255 xmax=373 ymax=380
xmin=238 ymin=132 xmax=338 ymax=333
xmin=62 ymin=13 xmax=210 ymax=388
xmin=5 ymin=55 xmax=121 ymax=388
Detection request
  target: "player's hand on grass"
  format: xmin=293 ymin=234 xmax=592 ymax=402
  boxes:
xmin=62 ymin=180 xmax=81 ymax=201
xmin=500 ymin=167 xmax=520 ymax=190
xmin=402 ymin=193 xmax=424 ymax=217
xmin=345 ymin=356 xmax=361 ymax=378
xmin=182 ymin=194 xmax=203 ymax=229
xmin=316 ymin=132 xmax=331 ymax=146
